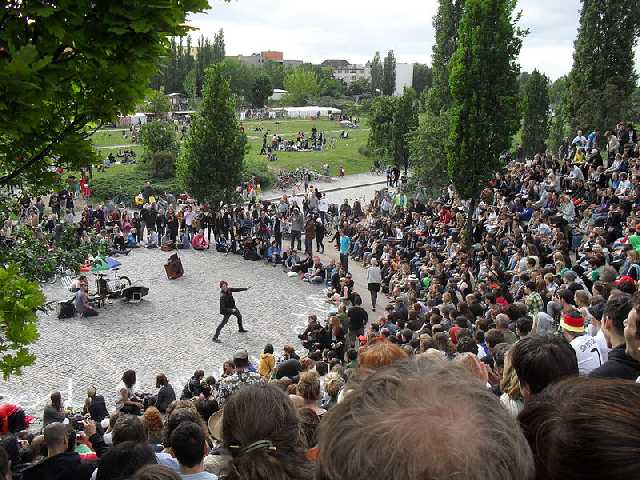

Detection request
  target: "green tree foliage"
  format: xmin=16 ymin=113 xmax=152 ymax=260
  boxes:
xmin=145 ymin=90 xmax=171 ymax=114
xmin=383 ymin=50 xmax=397 ymax=96
xmin=283 ymin=69 xmax=321 ymax=106
xmin=429 ymin=0 xmax=465 ymax=113
xmin=370 ymin=52 xmax=384 ymax=93
xmin=368 ymin=96 xmax=398 ymax=160
xmin=412 ymin=63 xmax=433 ymax=95
xmin=368 ymin=89 xmax=418 ymax=171
xmin=547 ymin=75 xmax=571 ymax=151
xmin=393 ymin=88 xmax=419 ymax=173
xmin=140 ymin=121 xmax=178 ymax=178
xmin=448 ymin=0 xmax=523 ymax=246
xmin=0 ymin=0 xmax=208 ymax=191
xmin=410 ymin=110 xmax=451 ymax=193
xmin=264 ymin=60 xmax=286 ymax=89
xmin=0 ymin=265 xmax=44 ymax=379
xmin=568 ymin=0 xmax=640 ymax=131
xmin=347 ymin=78 xmax=372 ymax=96
xmin=219 ymin=58 xmax=256 ymax=103
xmin=250 ymin=73 xmax=274 ymax=107
xmin=521 ymin=70 xmax=550 ymax=157
xmin=177 ymin=64 xmax=246 ymax=204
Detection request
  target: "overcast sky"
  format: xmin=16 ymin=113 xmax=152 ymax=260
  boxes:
xmin=189 ymin=0 xmax=640 ymax=81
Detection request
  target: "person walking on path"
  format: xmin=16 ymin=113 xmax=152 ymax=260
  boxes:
xmin=367 ymin=258 xmax=382 ymax=311
xmin=213 ymin=280 xmax=249 ymax=343
xmin=339 ymin=230 xmax=351 ymax=273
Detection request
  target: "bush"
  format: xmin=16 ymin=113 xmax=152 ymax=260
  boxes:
xmin=358 ymin=145 xmax=371 ymax=157
xmin=141 ymin=151 xmax=176 ymax=179
xmin=90 ymin=164 xmax=180 ymax=202
xmin=242 ymin=157 xmax=275 ymax=189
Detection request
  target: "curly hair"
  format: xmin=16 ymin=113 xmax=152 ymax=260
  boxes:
xmin=296 ymin=371 xmax=321 ymax=401
xmin=142 ymin=407 xmax=163 ymax=433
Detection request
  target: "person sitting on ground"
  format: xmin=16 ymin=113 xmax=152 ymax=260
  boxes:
xmin=74 ymin=281 xmax=98 ymax=317
xmin=221 ymin=384 xmax=313 ymax=480
xmin=191 ymin=230 xmax=209 ymax=250
xmin=169 ymin=422 xmax=217 ymax=480
xmin=96 ymin=441 xmax=157 ymax=480
xmin=154 ymin=374 xmax=176 ymax=414
xmin=258 ymin=344 xmax=276 ymax=379
xmin=83 ymin=387 xmax=109 ymax=423
xmin=590 ymin=293 xmax=640 ymax=379
xmin=519 ymin=376 xmax=640 ymax=480
xmin=22 ymin=423 xmax=94 ymax=480
xmin=510 ymin=334 xmax=579 ymax=403
xmin=317 ymin=358 xmax=534 ymax=480
xmin=43 ymin=391 xmax=65 ymax=427
xmin=181 ymin=370 xmax=205 ymax=400
xmin=560 ymin=310 xmax=602 ymax=375
xmin=215 ymin=350 xmax=264 ymax=408
xmin=142 ymin=407 xmax=164 ymax=445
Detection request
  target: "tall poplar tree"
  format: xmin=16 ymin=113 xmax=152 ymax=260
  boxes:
xmin=448 ymin=0 xmax=523 ymax=248
xmin=370 ymin=52 xmax=384 ymax=93
xmin=521 ymin=69 xmax=550 ymax=157
xmin=568 ymin=0 xmax=640 ymax=130
xmin=177 ymin=64 xmax=246 ymax=204
xmin=382 ymin=50 xmax=397 ymax=96
xmin=429 ymin=0 xmax=465 ymax=113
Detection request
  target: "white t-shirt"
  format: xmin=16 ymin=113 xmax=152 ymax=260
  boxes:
xmin=318 ymin=199 xmax=329 ymax=213
xmin=587 ymin=324 xmax=610 ymax=364
xmin=570 ymin=335 xmax=603 ymax=375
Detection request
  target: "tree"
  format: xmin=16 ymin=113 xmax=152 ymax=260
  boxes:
xmin=219 ymin=58 xmax=257 ymax=103
xmin=547 ymin=75 xmax=570 ymax=151
xmin=382 ymin=50 xmax=397 ymax=96
xmin=145 ymin=90 xmax=171 ymax=114
xmin=140 ymin=121 xmax=178 ymax=178
xmin=410 ymin=110 xmax=451 ymax=193
xmin=521 ymin=70 xmax=550 ymax=157
xmin=568 ymin=0 xmax=640 ymax=131
xmin=250 ymin=73 xmax=274 ymax=107
xmin=429 ymin=0 xmax=465 ymax=113
xmin=368 ymin=96 xmax=398 ymax=160
xmin=412 ymin=63 xmax=433 ymax=95
xmin=283 ymin=69 xmax=321 ymax=105
xmin=0 ymin=0 xmax=208 ymax=191
xmin=177 ymin=64 xmax=246 ymax=204
xmin=264 ymin=60 xmax=286 ymax=89
xmin=448 ymin=0 xmax=523 ymax=248
xmin=370 ymin=52 xmax=384 ymax=93
xmin=347 ymin=78 xmax=371 ymax=96
xmin=212 ymin=29 xmax=226 ymax=64
xmin=392 ymin=88 xmax=419 ymax=173
xmin=0 ymin=265 xmax=44 ymax=379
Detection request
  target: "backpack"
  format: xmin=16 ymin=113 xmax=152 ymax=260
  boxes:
xmin=57 ymin=299 xmax=76 ymax=319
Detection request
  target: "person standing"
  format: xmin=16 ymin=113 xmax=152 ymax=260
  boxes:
xmin=367 ymin=258 xmax=382 ymax=311
xmin=290 ymin=208 xmax=303 ymax=251
xmin=315 ymin=217 xmax=325 ymax=253
xmin=339 ymin=230 xmax=351 ymax=273
xmin=304 ymin=216 xmax=316 ymax=255
xmin=213 ymin=281 xmax=249 ymax=343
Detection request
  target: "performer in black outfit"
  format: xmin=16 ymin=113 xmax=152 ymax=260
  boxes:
xmin=213 ymin=280 xmax=249 ymax=342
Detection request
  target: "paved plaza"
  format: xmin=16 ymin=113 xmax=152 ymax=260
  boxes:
xmin=1 ymin=248 xmax=331 ymax=416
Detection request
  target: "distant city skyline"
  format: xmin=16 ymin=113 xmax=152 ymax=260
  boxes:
xmin=189 ymin=0 xmax=639 ymax=81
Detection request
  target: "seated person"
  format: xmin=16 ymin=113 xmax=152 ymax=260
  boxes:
xmin=191 ymin=230 xmax=209 ymax=250
xmin=69 ymin=275 xmax=88 ymax=292
xmin=145 ymin=231 xmax=158 ymax=248
xmin=216 ymin=236 xmax=230 ymax=253
xmin=126 ymin=230 xmax=139 ymax=248
xmin=284 ymin=249 xmax=301 ymax=271
xmin=266 ymin=241 xmax=282 ymax=264
xmin=293 ymin=254 xmax=313 ymax=274
xmin=304 ymin=257 xmax=325 ymax=284
xmin=74 ymin=283 xmax=98 ymax=317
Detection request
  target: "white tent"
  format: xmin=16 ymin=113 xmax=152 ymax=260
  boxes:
xmin=275 ymin=106 xmax=341 ymax=119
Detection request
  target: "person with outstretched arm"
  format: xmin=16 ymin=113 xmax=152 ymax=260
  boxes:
xmin=213 ymin=280 xmax=249 ymax=342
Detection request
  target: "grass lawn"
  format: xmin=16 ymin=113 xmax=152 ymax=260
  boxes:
xmin=91 ymin=129 xmax=136 ymax=147
xmin=242 ymin=118 xmax=372 ymax=176
xmin=95 ymin=145 xmax=144 ymax=158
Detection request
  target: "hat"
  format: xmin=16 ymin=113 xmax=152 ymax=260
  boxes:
xmin=233 ymin=350 xmax=249 ymax=362
xmin=561 ymin=311 xmax=585 ymax=334
xmin=614 ymin=275 xmax=635 ymax=285
xmin=407 ymin=275 xmax=419 ymax=283
xmin=208 ymin=410 xmax=224 ymax=441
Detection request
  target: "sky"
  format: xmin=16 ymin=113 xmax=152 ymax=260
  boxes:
xmin=189 ymin=0 xmax=640 ymax=81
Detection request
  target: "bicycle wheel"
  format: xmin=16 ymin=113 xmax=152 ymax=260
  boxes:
xmin=119 ymin=276 xmax=132 ymax=287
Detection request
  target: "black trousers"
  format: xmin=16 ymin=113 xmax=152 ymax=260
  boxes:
xmin=291 ymin=230 xmax=302 ymax=250
xmin=214 ymin=309 xmax=243 ymax=338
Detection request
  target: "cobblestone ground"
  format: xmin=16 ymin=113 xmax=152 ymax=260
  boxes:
xmin=1 ymin=248 xmax=332 ymax=418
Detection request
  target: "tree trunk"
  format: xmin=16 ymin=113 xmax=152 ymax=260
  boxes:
xmin=464 ymin=196 xmax=477 ymax=253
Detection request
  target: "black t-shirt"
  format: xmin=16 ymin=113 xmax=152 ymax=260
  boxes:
xmin=275 ymin=359 xmax=303 ymax=380
xmin=348 ymin=306 xmax=368 ymax=331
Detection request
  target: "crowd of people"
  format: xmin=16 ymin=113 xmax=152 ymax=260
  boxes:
xmin=4 ymin=121 xmax=640 ymax=478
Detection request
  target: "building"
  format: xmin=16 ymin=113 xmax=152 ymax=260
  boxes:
xmin=270 ymin=89 xmax=288 ymax=101
xmin=166 ymin=92 xmax=188 ymax=111
xmin=321 ymin=59 xmax=371 ymax=85
xmin=283 ymin=59 xmax=303 ymax=68
xmin=261 ymin=50 xmax=283 ymax=62
xmin=394 ymin=63 xmax=414 ymax=96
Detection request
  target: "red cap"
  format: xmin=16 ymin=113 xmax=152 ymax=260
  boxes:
xmin=561 ymin=311 xmax=585 ymax=334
